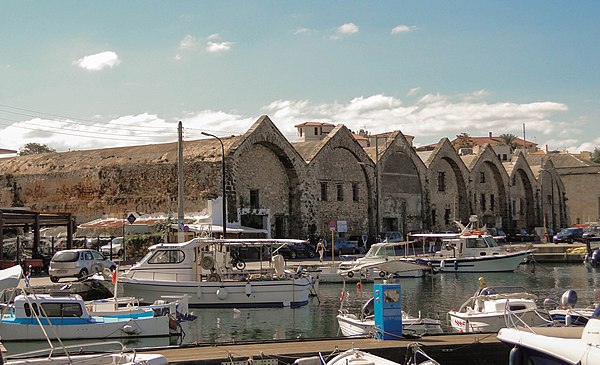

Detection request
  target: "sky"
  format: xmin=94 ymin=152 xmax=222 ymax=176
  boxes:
xmin=1 ymin=1 xmax=599 ymax=154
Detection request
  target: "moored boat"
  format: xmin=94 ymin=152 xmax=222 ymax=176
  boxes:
xmin=448 ymin=278 xmax=551 ymax=333
xmin=119 ymin=238 xmax=317 ymax=308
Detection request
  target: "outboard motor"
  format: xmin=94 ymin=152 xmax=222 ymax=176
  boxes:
xmin=561 ymin=289 xmax=578 ymax=308
xmin=591 ymin=249 xmax=600 ymax=268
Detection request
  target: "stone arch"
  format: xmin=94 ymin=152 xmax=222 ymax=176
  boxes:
xmin=377 ymin=131 xmax=427 ymax=236
xmin=304 ymin=125 xmax=375 ymax=239
xmin=508 ymin=152 xmax=537 ymax=231
xmin=229 ymin=116 xmax=307 ymax=238
xmin=466 ymin=145 xmax=510 ymax=228
xmin=422 ymin=139 xmax=470 ymax=230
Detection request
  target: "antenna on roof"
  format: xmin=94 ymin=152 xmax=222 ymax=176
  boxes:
xmin=523 ymin=123 xmax=526 ymax=148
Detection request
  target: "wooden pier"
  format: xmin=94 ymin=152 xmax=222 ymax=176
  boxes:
xmin=140 ymin=333 xmax=509 ymax=365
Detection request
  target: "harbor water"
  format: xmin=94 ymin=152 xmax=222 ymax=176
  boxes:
xmin=5 ymin=262 xmax=600 ymax=354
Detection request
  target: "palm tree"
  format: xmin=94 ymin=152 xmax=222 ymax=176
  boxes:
xmin=499 ymin=133 xmax=518 ymax=152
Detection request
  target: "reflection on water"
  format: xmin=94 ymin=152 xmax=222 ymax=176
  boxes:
xmin=4 ymin=263 xmax=600 ymax=354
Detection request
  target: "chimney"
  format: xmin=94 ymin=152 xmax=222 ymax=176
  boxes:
xmin=488 ymin=132 xmax=492 ymax=138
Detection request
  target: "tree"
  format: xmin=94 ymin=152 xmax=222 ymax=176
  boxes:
xmin=591 ymin=147 xmax=600 ymax=164
xmin=18 ymin=143 xmax=56 ymax=156
xmin=499 ymin=133 xmax=518 ymax=152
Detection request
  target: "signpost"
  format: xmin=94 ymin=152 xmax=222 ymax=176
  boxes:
xmin=328 ymin=220 xmax=336 ymax=266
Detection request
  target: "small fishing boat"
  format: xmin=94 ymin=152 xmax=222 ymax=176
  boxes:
xmin=337 ymin=297 xmax=443 ymax=337
xmin=498 ymin=304 xmax=600 ymax=365
xmin=293 ymin=343 xmax=440 ymax=365
xmin=119 ymin=238 xmax=317 ymax=308
xmin=447 ymin=277 xmax=551 ymax=333
xmin=544 ymin=289 xmax=596 ymax=326
xmin=0 ymin=290 xmax=176 ymax=341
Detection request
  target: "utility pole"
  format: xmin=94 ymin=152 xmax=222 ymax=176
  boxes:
xmin=177 ymin=122 xmax=185 ymax=243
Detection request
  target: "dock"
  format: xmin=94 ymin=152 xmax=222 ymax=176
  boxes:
xmin=140 ymin=333 xmax=508 ymax=365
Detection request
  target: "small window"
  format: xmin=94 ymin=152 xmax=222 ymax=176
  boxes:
xmin=337 ymin=184 xmax=344 ymax=201
xmin=490 ymin=194 xmax=495 ymax=211
xmin=502 ymin=154 xmax=507 ymax=161
xmin=149 ymin=250 xmax=185 ymax=264
xmin=352 ymin=183 xmax=359 ymax=202
xmin=431 ymin=209 xmax=437 ymax=226
xmin=512 ymin=200 xmax=516 ymax=215
xmin=479 ymin=172 xmax=485 ymax=183
xmin=480 ymin=193 xmax=486 ymax=210
xmin=299 ymin=128 xmax=303 ymax=137
xmin=437 ymin=172 xmax=446 ymax=192
xmin=314 ymin=127 xmax=318 ymax=135
xmin=320 ymin=182 xmax=328 ymax=201
xmin=444 ymin=209 xmax=451 ymax=225
xmin=250 ymin=189 xmax=259 ymax=209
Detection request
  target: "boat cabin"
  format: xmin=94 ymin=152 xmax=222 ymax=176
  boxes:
xmin=10 ymin=292 xmax=91 ymax=321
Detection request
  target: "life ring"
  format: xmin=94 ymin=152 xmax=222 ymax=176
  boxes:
xmin=207 ymin=273 xmax=221 ymax=282
xmin=379 ymin=271 xmax=386 ymax=278
xmin=200 ymin=255 xmax=215 ymax=270
xmin=347 ymin=271 xmax=354 ymax=278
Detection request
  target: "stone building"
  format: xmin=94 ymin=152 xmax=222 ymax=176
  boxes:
xmin=0 ymin=115 xmax=569 ymax=240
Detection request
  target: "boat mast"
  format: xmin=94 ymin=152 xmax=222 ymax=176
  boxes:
xmin=178 ymin=121 xmax=185 ymax=243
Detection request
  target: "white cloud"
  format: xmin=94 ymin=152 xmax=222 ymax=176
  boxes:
xmin=207 ymin=33 xmax=221 ymax=41
xmin=407 ymin=87 xmax=421 ymax=97
xmin=179 ymin=34 xmax=197 ymax=49
xmin=73 ymin=51 xmax=121 ymax=71
xmin=294 ymin=27 xmax=314 ymax=35
xmin=206 ymin=41 xmax=234 ymax=54
xmin=391 ymin=25 xmax=417 ymax=34
xmin=2 ymin=92 xmax=595 ymax=155
xmin=330 ymin=23 xmax=359 ymax=40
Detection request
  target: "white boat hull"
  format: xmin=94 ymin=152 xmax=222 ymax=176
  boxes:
xmin=409 ymin=250 xmax=532 ymax=273
xmin=7 ymin=350 xmax=167 ymax=365
xmin=448 ymin=309 xmax=548 ymax=333
xmin=120 ymin=277 xmax=314 ymax=308
xmin=0 ymin=315 xmax=171 ymax=341
xmin=336 ymin=313 xmax=443 ymax=337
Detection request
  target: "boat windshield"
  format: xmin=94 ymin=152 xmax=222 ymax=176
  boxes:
xmin=364 ymin=244 xmax=402 ymax=259
xmin=463 ymin=236 xmax=499 ymax=248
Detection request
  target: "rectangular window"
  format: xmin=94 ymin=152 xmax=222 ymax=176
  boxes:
xmin=480 ymin=193 xmax=486 ymax=210
xmin=479 ymin=172 xmax=485 ymax=183
xmin=314 ymin=127 xmax=318 ymax=135
xmin=502 ymin=154 xmax=507 ymax=160
xmin=299 ymin=128 xmax=303 ymax=137
xmin=320 ymin=182 xmax=328 ymax=201
xmin=444 ymin=209 xmax=451 ymax=225
xmin=490 ymin=194 xmax=495 ymax=211
xmin=519 ymin=198 xmax=524 ymax=214
xmin=437 ymin=172 xmax=446 ymax=192
xmin=352 ymin=183 xmax=359 ymax=202
xmin=249 ymin=189 xmax=259 ymax=209
xmin=337 ymin=184 xmax=344 ymax=201
xmin=431 ymin=209 xmax=437 ymax=226
xmin=512 ymin=200 xmax=516 ymax=215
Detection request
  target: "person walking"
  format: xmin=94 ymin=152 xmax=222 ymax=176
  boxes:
xmin=316 ymin=239 xmax=326 ymax=262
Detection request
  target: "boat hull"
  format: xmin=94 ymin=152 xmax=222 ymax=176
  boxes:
xmin=120 ymin=277 xmax=314 ymax=308
xmin=336 ymin=313 xmax=443 ymax=337
xmin=448 ymin=309 xmax=548 ymax=333
xmin=0 ymin=315 xmax=170 ymax=341
xmin=410 ymin=250 xmax=533 ymax=273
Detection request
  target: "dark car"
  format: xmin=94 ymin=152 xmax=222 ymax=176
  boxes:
xmin=505 ymin=228 xmax=539 ymax=243
xmin=553 ymin=227 xmax=585 ymax=243
xmin=583 ymin=226 xmax=600 ymax=241
xmin=346 ymin=235 xmax=368 ymax=254
xmin=276 ymin=242 xmax=316 ymax=259
xmin=324 ymin=238 xmax=360 ymax=256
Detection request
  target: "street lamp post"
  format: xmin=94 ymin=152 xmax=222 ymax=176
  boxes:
xmin=202 ymin=132 xmax=227 ymax=239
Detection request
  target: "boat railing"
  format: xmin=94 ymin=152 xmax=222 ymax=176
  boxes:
xmin=503 ymin=300 xmax=553 ymax=331
xmin=6 ymin=340 xmax=132 ymax=360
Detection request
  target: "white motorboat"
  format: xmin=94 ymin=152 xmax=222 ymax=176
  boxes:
xmin=448 ymin=279 xmax=551 ymax=333
xmin=404 ymin=217 xmax=535 ymax=273
xmin=498 ymin=305 xmax=600 ymax=365
xmin=337 ymin=297 xmax=443 ymax=337
xmin=2 ymin=341 xmax=167 ymax=365
xmin=119 ymin=238 xmax=317 ymax=308
xmin=337 ymin=243 xmax=436 ymax=278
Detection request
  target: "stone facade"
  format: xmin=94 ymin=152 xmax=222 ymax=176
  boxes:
xmin=0 ymin=115 xmax=570 ymax=240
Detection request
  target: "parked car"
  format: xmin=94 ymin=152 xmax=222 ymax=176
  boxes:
xmin=583 ymin=226 xmax=600 ymax=241
xmin=324 ymin=238 xmax=360 ymax=256
xmin=48 ymin=249 xmax=117 ymax=282
xmin=276 ymin=242 xmax=316 ymax=259
xmin=505 ymin=229 xmax=539 ymax=242
xmin=380 ymin=231 xmax=404 ymax=243
xmin=346 ymin=235 xmax=368 ymax=254
xmin=553 ymin=227 xmax=585 ymax=243
xmin=100 ymin=237 xmax=124 ymax=257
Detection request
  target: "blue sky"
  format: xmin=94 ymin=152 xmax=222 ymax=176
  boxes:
xmin=1 ymin=1 xmax=599 ymax=154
